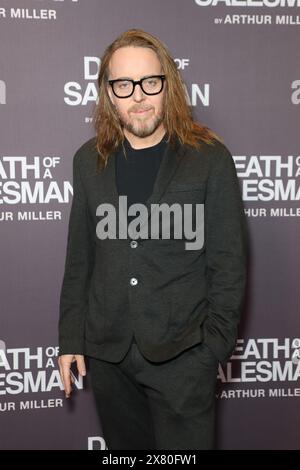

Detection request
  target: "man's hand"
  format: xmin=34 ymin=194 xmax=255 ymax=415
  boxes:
xmin=58 ymin=354 xmax=86 ymax=398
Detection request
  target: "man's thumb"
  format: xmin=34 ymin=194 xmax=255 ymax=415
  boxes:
xmin=76 ymin=356 xmax=86 ymax=376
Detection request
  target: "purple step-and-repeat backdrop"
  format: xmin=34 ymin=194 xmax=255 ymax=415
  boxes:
xmin=0 ymin=0 xmax=299 ymax=450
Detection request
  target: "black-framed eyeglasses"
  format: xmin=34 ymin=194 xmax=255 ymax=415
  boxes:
xmin=108 ymin=75 xmax=166 ymax=98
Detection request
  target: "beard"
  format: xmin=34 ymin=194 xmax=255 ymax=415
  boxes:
xmin=114 ymin=104 xmax=165 ymax=138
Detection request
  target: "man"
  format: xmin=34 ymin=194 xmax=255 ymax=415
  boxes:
xmin=58 ymin=29 xmax=248 ymax=450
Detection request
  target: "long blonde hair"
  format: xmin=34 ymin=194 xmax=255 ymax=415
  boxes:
xmin=91 ymin=28 xmax=222 ymax=171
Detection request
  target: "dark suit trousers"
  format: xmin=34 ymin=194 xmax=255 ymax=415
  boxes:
xmin=88 ymin=337 xmax=218 ymax=450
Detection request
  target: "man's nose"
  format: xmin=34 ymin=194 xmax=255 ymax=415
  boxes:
xmin=132 ymin=83 xmax=145 ymax=101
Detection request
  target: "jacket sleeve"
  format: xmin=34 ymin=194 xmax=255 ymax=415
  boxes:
xmin=58 ymin=148 xmax=95 ymax=356
xmin=202 ymin=143 xmax=248 ymax=363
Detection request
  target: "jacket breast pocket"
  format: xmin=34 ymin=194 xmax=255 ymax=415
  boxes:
xmin=166 ymin=181 xmax=205 ymax=193
xmin=163 ymin=183 xmax=206 ymax=205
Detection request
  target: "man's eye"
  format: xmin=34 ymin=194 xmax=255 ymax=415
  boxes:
xmin=118 ymin=81 xmax=130 ymax=89
xmin=146 ymin=79 xmax=157 ymax=86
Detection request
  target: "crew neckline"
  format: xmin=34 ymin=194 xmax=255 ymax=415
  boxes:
xmin=124 ymin=133 xmax=168 ymax=153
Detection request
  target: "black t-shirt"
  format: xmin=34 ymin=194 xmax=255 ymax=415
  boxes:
xmin=115 ymin=133 xmax=168 ymax=223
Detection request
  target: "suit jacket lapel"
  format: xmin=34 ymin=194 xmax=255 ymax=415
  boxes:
xmin=139 ymin=136 xmax=186 ymax=231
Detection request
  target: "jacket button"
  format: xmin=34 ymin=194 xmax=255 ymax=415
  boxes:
xmin=130 ymin=277 xmax=138 ymax=286
xmin=130 ymin=240 xmax=138 ymax=248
